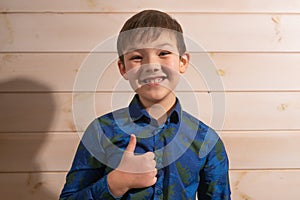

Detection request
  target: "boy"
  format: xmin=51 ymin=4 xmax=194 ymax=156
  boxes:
xmin=60 ymin=10 xmax=231 ymax=199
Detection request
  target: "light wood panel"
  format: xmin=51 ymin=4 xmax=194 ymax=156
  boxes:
xmin=1 ymin=131 xmax=300 ymax=172
xmin=230 ymin=170 xmax=300 ymax=200
xmin=210 ymin=53 xmax=300 ymax=91
xmin=1 ymin=92 xmax=299 ymax=132
xmin=221 ymin=131 xmax=300 ymax=170
xmin=1 ymin=53 xmax=300 ymax=92
xmin=0 ymin=170 xmax=299 ymax=200
xmin=0 ymin=133 xmax=79 ymax=172
xmin=0 ymin=53 xmax=87 ymax=92
xmin=222 ymin=92 xmax=300 ymax=131
xmin=1 ymin=14 xmax=300 ymax=52
xmin=0 ymin=172 xmax=65 ymax=200
xmin=1 ymin=0 xmax=300 ymax=13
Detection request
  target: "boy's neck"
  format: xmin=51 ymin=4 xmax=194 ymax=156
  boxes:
xmin=138 ymin=94 xmax=176 ymax=125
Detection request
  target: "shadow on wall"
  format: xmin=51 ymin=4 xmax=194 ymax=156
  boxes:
xmin=0 ymin=78 xmax=56 ymax=200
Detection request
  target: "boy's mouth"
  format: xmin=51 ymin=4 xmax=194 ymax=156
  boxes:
xmin=140 ymin=76 xmax=167 ymax=85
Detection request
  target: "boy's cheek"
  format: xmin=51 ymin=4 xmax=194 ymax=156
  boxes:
xmin=124 ymin=66 xmax=140 ymax=78
xmin=162 ymin=60 xmax=181 ymax=72
xmin=125 ymin=68 xmax=142 ymax=91
xmin=163 ymin=65 xmax=181 ymax=80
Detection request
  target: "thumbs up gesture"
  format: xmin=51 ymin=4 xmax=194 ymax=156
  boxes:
xmin=118 ymin=134 xmax=157 ymax=174
xmin=107 ymin=134 xmax=157 ymax=197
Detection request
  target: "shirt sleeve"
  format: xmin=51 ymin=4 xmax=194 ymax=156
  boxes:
xmin=197 ymin=135 xmax=231 ymax=200
xmin=59 ymin=119 xmax=122 ymax=200
xmin=59 ymin=141 xmax=119 ymax=200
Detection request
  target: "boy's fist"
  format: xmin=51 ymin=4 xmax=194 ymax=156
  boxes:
xmin=118 ymin=134 xmax=156 ymax=173
xmin=107 ymin=134 xmax=157 ymax=197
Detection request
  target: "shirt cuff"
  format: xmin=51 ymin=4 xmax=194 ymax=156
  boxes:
xmin=105 ymin=175 xmax=123 ymax=200
xmin=90 ymin=174 xmax=123 ymax=200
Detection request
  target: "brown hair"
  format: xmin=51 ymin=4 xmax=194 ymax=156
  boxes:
xmin=117 ymin=10 xmax=187 ymax=63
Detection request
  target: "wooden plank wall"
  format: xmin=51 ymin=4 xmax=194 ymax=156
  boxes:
xmin=1 ymin=1 xmax=300 ymax=199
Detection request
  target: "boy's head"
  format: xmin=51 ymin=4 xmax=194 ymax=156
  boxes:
xmin=116 ymin=10 xmax=189 ymax=106
xmin=117 ymin=10 xmax=187 ymax=64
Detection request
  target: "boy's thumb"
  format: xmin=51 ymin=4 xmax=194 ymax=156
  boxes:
xmin=125 ymin=134 xmax=136 ymax=153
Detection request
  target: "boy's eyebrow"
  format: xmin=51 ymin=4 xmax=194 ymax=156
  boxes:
xmin=155 ymin=43 xmax=176 ymax=50
xmin=124 ymin=43 xmax=176 ymax=53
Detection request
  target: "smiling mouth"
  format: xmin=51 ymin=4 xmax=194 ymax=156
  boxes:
xmin=140 ymin=76 xmax=167 ymax=85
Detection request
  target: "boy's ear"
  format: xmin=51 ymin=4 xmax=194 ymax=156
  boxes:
xmin=179 ymin=52 xmax=190 ymax=74
xmin=118 ymin=60 xmax=128 ymax=80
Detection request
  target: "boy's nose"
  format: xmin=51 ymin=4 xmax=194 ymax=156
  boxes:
xmin=145 ymin=64 xmax=161 ymax=73
xmin=142 ymin=64 xmax=162 ymax=74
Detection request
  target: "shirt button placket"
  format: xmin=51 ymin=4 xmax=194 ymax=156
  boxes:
xmin=154 ymin=186 xmax=163 ymax=199
xmin=153 ymin=125 xmax=164 ymax=199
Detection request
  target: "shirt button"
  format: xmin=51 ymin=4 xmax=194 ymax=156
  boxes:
xmin=157 ymin=157 xmax=162 ymax=163
xmin=156 ymin=189 xmax=162 ymax=195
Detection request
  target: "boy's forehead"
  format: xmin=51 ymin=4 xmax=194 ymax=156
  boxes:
xmin=122 ymin=30 xmax=179 ymax=53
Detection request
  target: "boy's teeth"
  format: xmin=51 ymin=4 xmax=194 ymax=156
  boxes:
xmin=144 ymin=77 xmax=164 ymax=84
xmin=155 ymin=78 xmax=163 ymax=83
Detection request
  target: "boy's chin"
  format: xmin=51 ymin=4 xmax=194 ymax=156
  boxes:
xmin=135 ymin=87 xmax=175 ymax=101
xmin=134 ymin=85 xmax=175 ymax=96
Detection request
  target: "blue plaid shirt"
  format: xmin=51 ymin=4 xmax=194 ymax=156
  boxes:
xmin=60 ymin=95 xmax=231 ymax=200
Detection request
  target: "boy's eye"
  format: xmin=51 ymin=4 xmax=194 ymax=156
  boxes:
xmin=159 ymin=51 xmax=171 ymax=56
xmin=130 ymin=55 xmax=142 ymax=61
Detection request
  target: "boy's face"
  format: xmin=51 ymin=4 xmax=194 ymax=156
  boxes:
xmin=118 ymin=31 xmax=189 ymax=105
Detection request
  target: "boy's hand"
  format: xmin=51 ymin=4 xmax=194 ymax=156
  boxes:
xmin=107 ymin=134 xmax=157 ymax=197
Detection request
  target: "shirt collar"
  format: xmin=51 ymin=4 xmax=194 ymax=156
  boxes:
xmin=128 ymin=94 xmax=181 ymax=125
